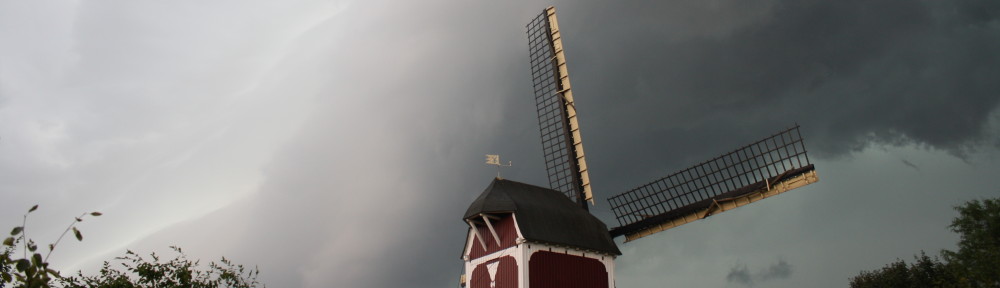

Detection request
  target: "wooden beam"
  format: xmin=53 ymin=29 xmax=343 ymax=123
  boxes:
xmin=467 ymin=219 xmax=488 ymax=250
xmin=545 ymin=6 xmax=593 ymax=206
xmin=481 ymin=214 xmax=502 ymax=246
xmin=624 ymin=170 xmax=819 ymax=242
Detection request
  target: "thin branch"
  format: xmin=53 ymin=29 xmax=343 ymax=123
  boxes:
xmin=45 ymin=212 xmax=87 ymax=262
xmin=21 ymin=213 xmax=28 ymax=259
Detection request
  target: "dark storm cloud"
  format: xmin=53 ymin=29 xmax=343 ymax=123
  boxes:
xmin=7 ymin=1 xmax=998 ymax=288
xmin=138 ymin=1 xmax=998 ymax=287
xmin=549 ymin=0 xmax=1000 ymax=189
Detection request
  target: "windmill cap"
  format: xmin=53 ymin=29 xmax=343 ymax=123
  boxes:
xmin=464 ymin=178 xmax=621 ymax=255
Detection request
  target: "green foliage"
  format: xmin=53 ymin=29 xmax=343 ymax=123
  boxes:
xmin=850 ymin=197 xmax=1000 ymax=288
xmin=1 ymin=205 xmax=263 ymax=288
xmin=58 ymin=247 xmax=262 ymax=288
xmin=850 ymin=252 xmax=960 ymax=288
xmin=1 ymin=205 xmax=70 ymax=288
xmin=941 ymin=198 xmax=1000 ymax=286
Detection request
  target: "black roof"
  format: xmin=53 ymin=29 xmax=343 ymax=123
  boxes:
xmin=464 ymin=178 xmax=621 ymax=255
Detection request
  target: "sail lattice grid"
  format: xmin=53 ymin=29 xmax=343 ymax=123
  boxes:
xmin=607 ymin=126 xmax=813 ymax=229
xmin=527 ymin=10 xmax=580 ymax=203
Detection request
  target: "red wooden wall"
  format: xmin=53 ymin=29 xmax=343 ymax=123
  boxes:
xmin=528 ymin=251 xmax=608 ymax=288
xmin=469 ymin=214 xmax=518 ymax=259
xmin=471 ymin=256 xmax=518 ymax=288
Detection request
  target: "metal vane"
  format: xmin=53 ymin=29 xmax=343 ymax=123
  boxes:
xmin=485 ymin=154 xmax=512 ymax=179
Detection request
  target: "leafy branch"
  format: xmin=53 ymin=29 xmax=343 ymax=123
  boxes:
xmin=45 ymin=211 xmax=101 ymax=263
xmin=3 ymin=205 xmax=263 ymax=288
xmin=2 ymin=205 xmax=100 ymax=288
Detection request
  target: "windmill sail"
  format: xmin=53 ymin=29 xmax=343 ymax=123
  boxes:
xmin=607 ymin=126 xmax=819 ymax=242
xmin=526 ymin=7 xmax=593 ymax=209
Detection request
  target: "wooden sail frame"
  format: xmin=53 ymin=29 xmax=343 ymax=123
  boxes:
xmin=527 ymin=6 xmax=593 ymax=209
xmin=607 ymin=126 xmax=819 ymax=242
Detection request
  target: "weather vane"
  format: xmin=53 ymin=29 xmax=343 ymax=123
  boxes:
xmin=485 ymin=154 xmax=512 ymax=179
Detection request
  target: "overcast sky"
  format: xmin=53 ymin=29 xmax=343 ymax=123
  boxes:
xmin=1 ymin=1 xmax=999 ymax=287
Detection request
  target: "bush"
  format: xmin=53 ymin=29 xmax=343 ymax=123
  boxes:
xmin=1 ymin=205 xmax=262 ymax=288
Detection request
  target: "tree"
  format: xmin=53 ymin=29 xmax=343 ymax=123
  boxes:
xmin=941 ymin=198 xmax=1000 ymax=286
xmin=1 ymin=205 xmax=263 ymax=288
xmin=850 ymin=197 xmax=1000 ymax=288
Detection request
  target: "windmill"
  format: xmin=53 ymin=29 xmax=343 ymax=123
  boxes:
xmin=459 ymin=6 xmax=819 ymax=288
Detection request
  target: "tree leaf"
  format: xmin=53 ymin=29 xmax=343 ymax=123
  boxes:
xmin=75 ymin=217 xmax=82 ymax=222
xmin=73 ymin=227 xmax=83 ymax=241
xmin=11 ymin=226 xmax=22 ymax=236
xmin=91 ymin=212 xmax=103 ymax=216
xmin=29 ymin=205 xmax=38 ymax=212
xmin=16 ymin=259 xmax=29 ymax=272
xmin=2 ymin=237 xmax=13 ymax=246
xmin=49 ymin=243 xmax=55 ymax=251
xmin=46 ymin=268 xmax=60 ymax=277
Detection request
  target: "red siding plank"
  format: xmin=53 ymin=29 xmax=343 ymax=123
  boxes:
xmin=529 ymin=251 xmax=608 ymax=288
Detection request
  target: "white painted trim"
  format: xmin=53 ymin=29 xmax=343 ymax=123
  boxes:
xmin=510 ymin=213 xmax=524 ymax=240
xmin=467 ymin=219 xmax=488 ymax=251
xmin=465 ymin=243 xmax=525 ymax=288
xmin=468 ymin=244 xmax=520 ymax=267
xmin=481 ymin=214 xmax=502 ymax=245
xmin=463 ymin=229 xmax=474 ymax=260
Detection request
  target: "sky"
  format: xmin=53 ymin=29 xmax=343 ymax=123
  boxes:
xmin=1 ymin=0 xmax=998 ymax=287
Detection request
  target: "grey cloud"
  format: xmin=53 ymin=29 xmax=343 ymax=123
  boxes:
xmin=98 ymin=1 xmax=1000 ymax=287
xmin=727 ymin=260 xmax=793 ymax=286
xmin=1 ymin=0 xmax=353 ymax=276
xmin=762 ymin=259 xmax=793 ymax=281
xmin=727 ymin=264 xmax=753 ymax=285
xmin=101 ymin=1 xmax=546 ymax=287
xmin=4 ymin=1 xmax=1000 ymax=288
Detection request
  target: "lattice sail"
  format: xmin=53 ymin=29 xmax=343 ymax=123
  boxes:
xmin=607 ymin=126 xmax=819 ymax=242
xmin=526 ymin=7 xmax=593 ymax=209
